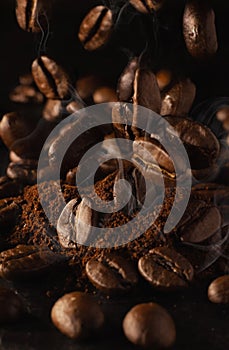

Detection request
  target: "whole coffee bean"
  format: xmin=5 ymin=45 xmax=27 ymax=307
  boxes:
xmin=42 ymin=99 xmax=63 ymax=122
xmin=0 ymin=177 xmax=23 ymax=199
xmin=57 ymin=198 xmax=79 ymax=248
xmin=177 ymin=200 xmax=222 ymax=243
xmin=32 ymin=56 xmax=70 ymax=99
xmin=123 ymin=302 xmax=176 ymax=348
xmin=0 ymin=199 xmax=21 ymax=231
xmin=9 ymin=85 xmax=44 ymax=104
xmin=7 ymin=160 xmax=38 ymax=185
xmin=138 ymin=247 xmax=194 ymax=290
xmin=76 ymin=75 xmax=103 ymax=101
xmin=0 ymin=287 xmax=24 ymax=323
xmin=130 ymin=0 xmax=164 ymax=14
xmin=156 ymin=69 xmax=173 ymax=91
xmin=208 ymin=275 xmax=229 ymax=304
xmin=16 ymin=0 xmax=44 ymax=32
xmin=51 ymin=291 xmax=104 ymax=339
xmin=183 ymin=0 xmax=218 ymax=59
xmin=160 ymin=79 xmax=196 ymax=117
xmin=93 ymin=86 xmax=118 ymax=104
xmin=86 ymin=254 xmax=138 ymax=295
xmin=117 ymin=57 xmax=139 ymax=102
xmin=78 ymin=6 xmax=113 ymax=51
xmin=0 ymin=245 xmax=66 ymax=281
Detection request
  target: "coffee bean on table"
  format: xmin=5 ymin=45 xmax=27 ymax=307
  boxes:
xmin=86 ymin=253 xmax=138 ymax=295
xmin=130 ymin=0 xmax=164 ymax=14
xmin=183 ymin=0 xmax=218 ymax=59
xmin=138 ymin=246 xmax=194 ymax=290
xmin=78 ymin=6 xmax=113 ymax=51
xmin=51 ymin=291 xmax=104 ymax=339
xmin=0 ymin=287 xmax=25 ymax=323
xmin=208 ymin=275 xmax=229 ymax=304
xmin=123 ymin=302 xmax=176 ymax=348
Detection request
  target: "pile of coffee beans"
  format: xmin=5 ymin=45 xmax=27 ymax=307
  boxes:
xmin=0 ymin=0 xmax=229 ymax=349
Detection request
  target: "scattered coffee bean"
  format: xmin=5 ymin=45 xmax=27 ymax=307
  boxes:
xmin=7 ymin=160 xmax=38 ymax=184
xmin=78 ymin=6 xmax=113 ymax=51
xmin=93 ymin=86 xmax=118 ymax=103
xmin=0 ymin=177 xmax=23 ymax=199
xmin=208 ymin=275 xmax=229 ymax=304
xmin=123 ymin=302 xmax=176 ymax=348
xmin=76 ymin=75 xmax=103 ymax=101
xmin=51 ymin=291 xmax=104 ymax=339
xmin=130 ymin=0 xmax=164 ymax=14
xmin=0 ymin=199 xmax=21 ymax=231
xmin=138 ymin=246 xmax=194 ymax=290
xmin=16 ymin=0 xmax=43 ymax=32
xmin=0 ymin=287 xmax=24 ymax=323
xmin=42 ymin=99 xmax=63 ymax=122
xmin=9 ymin=85 xmax=44 ymax=104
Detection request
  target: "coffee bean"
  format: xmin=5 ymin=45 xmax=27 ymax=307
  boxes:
xmin=0 ymin=177 xmax=23 ymax=199
xmin=86 ymin=253 xmax=138 ymax=295
xmin=19 ymin=73 xmax=34 ymax=86
xmin=16 ymin=0 xmax=44 ymax=32
xmin=0 ymin=245 xmax=66 ymax=281
xmin=130 ymin=0 xmax=164 ymax=14
xmin=123 ymin=302 xmax=176 ymax=348
xmin=65 ymin=167 xmax=77 ymax=186
xmin=138 ymin=247 xmax=194 ymax=290
xmin=117 ymin=57 xmax=139 ymax=102
xmin=208 ymin=275 xmax=229 ymax=304
xmin=0 ymin=199 xmax=21 ymax=231
xmin=183 ymin=0 xmax=218 ymax=59
xmin=93 ymin=86 xmax=118 ymax=104
xmin=216 ymin=106 xmax=229 ymax=131
xmin=66 ymin=101 xmax=83 ymax=114
xmin=42 ymin=99 xmax=63 ymax=122
xmin=191 ymin=183 xmax=229 ymax=204
xmin=156 ymin=69 xmax=173 ymax=91
xmin=78 ymin=6 xmax=113 ymax=51
xmin=51 ymin=291 xmax=104 ymax=339
xmin=177 ymin=200 xmax=222 ymax=243
xmin=0 ymin=287 xmax=25 ymax=323
xmin=76 ymin=75 xmax=103 ymax=101
xmin=32 ymin=56 xmax=70 ymax=99
xmin=57 ymin=198 xmax=79 ymax=248
xmin=112 ymin=102 xmax=134 ymax=139
xmin=160 ymin=79 xmax=196 ymax=117
xmin=9 ymin=85 xmax=44 ymax=104
xmin=7 ymin=160 xmax=38 ymax=184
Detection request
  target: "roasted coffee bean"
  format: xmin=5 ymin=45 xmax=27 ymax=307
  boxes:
xmin=138 ymin=247 xmax=194 ymax=290
xmin=123 ymin=302 xmax=176 ymax=348
xmin=65 ymin=167 xmax=77 ymax=186
xmin=0 ymin=177 xmax=23 ymax=199
xmin=9 ymin=85 xmax=44 ymax=104
xmin=0 ymin=112 xmax=37 ymax=149
xmin=160 ymin=79 xmax=196 ymax=117
xmin=66 ymin=101 xmax=83 ymax=114
xmin=19 ymin=73 xmax=34 ymax=85
xmin=76 ymin=75 xmax=103 ymax=101
xmin=51 ymin=291 xmax=104 ymax=339
xmin=0 ymin=287 xmax=25 ymax=323
xmin=177 ymin=200 xmax=222 ymax=243
xmin=78 ymin=6 xmax=113 ymax=51
xmin=32 ymin=56 xmax=70 ymax=99
xmin=93 ymin=86 xmax=118 ymax=104
xmin=16 ymin=0 xmax=45 ymax=32
xmin=183 ymin=0 xmax=218 ymax=59
xmin=208 ymin=275 xmax=229 ymax=304
xmin=0 ymin=245 xmax=66 ymax=281
xmin=191 ymin=183 xmax=229 ymax=204
xmin=112 ymin=102 xmax=134 ymax=139
xmin=117 ymin=57 xmax=139 ymax=102
xmin=156 ymin=69 xmax=172 ymax=91
xmin=42 ymin=99 xmax=63 ymax=122
xmin=130 ymin=0 xmax=164 ymax=14
xmin=0 ymin=199 xmax=21 ymax=231
xmin=6 ymin=160 xmax=37 ymax=184
xmin=57 ymin=198 xmax=79 ymax=248
xmin=216 ymin=106 xmax=229 ymax=130
xmin=86 ymin=254 xmax=138 ymax=295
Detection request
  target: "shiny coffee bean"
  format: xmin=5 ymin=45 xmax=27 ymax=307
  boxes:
xmin=32 ymin=56 xmax=70 ymax=99
xmin=16 ymin=0 xmax=45 ymax=32
xmin=117 ymin=57 xmax=138 ymax=102
xmin=156 ymin=69 xmax=172 ymax=91
xmin=138 ymin=247 xmax=194 ymax=290
xmin=208 ymin=275 xmax=229 ymax=304
xmin=86 ymin=254 xmax=138 ymax=295
xmin=177 ymin=200 xmax=222 ymax=243
xmin=93 ymin=86 xmax=118 ymax=103
xmin=0 ymin=287 xmax=24 ymax=323
xmin=123 ymin=302 xmax=176 ymax=348
xmin=160 ymin=79 xmax=196 ymax=117
xmin=0 ymin=245 xmax=66 ymax=281
xmin=57 ymin=198 xmax=79 ymax=248
xmin=130 ymin=0 xmax=164 ymax=14
xmin=0 ymin=177 xmax=23 ymax=199
xmin=78 ymin=6 xmax=113 ymax=51
xmin=51 ymin=291 xmax=104 ymax=339
xmin=183 ymin=0 xmax=218 ymax=59
xmin=7 ymin=160 xmax=37 ymax=184
xmin=9 ymin=85 xmax=44 ymax=104
xmin=0 ymin=199 xmax=21 ymax=231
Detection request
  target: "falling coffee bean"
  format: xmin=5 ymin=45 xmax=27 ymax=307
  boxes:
xmin=208 ymin=275 xmax=229 ymax=304
xmin=138 ymin=247 xmax=194 ymax=290
xmin=0 ymin=287 xmax=25 ymax=323
xmin=130 ymin=0 xmax=164 ymax=14
xmin=78 ymin=6 xmax=113 ymax=51
xmin=51 ymin=291 xmax=104 ymax=339
xmin=16 ymin=0 xmax=45 ymax=32
xmin=86 ymin=253 xmax=138 ymax=295
xmin=123 ymin=302 xmax=176 ymax=348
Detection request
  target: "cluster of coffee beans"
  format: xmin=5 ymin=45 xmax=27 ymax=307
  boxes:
xmin=0 ymin=0 xmax=229 ymax=349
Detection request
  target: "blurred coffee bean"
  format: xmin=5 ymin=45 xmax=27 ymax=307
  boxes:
xmin=216 ymin=106 xmax=229 ymax=130
xmin=117 ymin=57 xmax=138 ymax=102
xmin=51 ymin=291 xmax=104 ymax=339
xmin=76 ymin=75 xmax=103 ymax=101
xmin=130 ymin=0 xmax=164 ymax=13
xmin=42 ymin=99 xmax=63 ymax=122
xmin=191 ymin=183 xmax=229 ymax=204
xmin=123 ymin=302 xmax=176 ymax=348
xmin=156 ymin=69 xmax=172 ymax=91
xmin=65 ymin=167 xmax=77 ymax=186
xmin=112 ymin=102 xmax=134 ymax=139
xmin=57 ymin=198 xmax=79 ymax=249
xmin=32 ymin=56 xmax=70 ymax=99
xmin=0 ymin=287 xmax=24 ymax=323
xmin=93 ymin=86 xmax=118 ymax=103
xmin=138 ymin=247 xmax=194 ymax=290
xmin=208 ymin=275 xmax=229 ymax=304
xmin=160 ymin=79 xmax=196 ymax=117
xmin=177 ymin=200 xmax=222 ymax=243
xmin=0 ymin=199 xmax=21 ymax=231
xmin=7 ymin=160 xmax=38 ymax=185
xmin=9 ymin=85 xmax=44 ymax=104
xmin=0 ymin=177 xmax=23 ymax=199
xmin=86 ymin=254 xmax=138 ymax=295
xmin=0 ymin=112 xmax=37 ymax=149
xmin=19 ymin=73 xmax=34 ymax=86
xmin=78 ymin=6 xmax=113 ymax=51
xmin=66 ymin=100 xmax=83 ymax=114
xmin=0 ymin=245 xmax=66 ymax=281
xmin=16 ymin=0 xmax=46 ymax=32
xmin=183 ymin=0 xmax=218 ymax=59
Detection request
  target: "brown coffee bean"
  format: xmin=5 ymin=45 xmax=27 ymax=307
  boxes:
xmin=7 ymin=160 xmax=38 ymax=185
xmin=138 ymin=247 xmax=194 ymax=290
xmin=19 ymin=73 xmax=34 ymax=85
xmin=93 ymin=86 xmax=118 ymax=104
xmin=16 ymin=0 xmax=44 ymax=32
xmin=156 ymin=69 xmax=173 ymax=91
xmin=117 ymin=57 xmax=139 ymax=102
xmin=76 ymin=75 xmax=103 ymax=100
xmin=160 ymin=79 xmax=196 ymax=117
xmin=208 ymin=275 xmax=229 ymax=304
xmin=9 ymin=85 xmax=44 ymax=104
xmin=112 ymin=102 xmax=134 ymax=139
xmin=66 ymin=101 xmax=83 ymax=114
xmin=32 ymin=56 xmax=70 ymax=99
xmin=123 ymin=302 xmax=176 ymax=348
xmin=42 ymin=99 xmax=63 ymax=122
xmin=0 ymin=287 xmax=25 ymax=323
xmin=78 ymin=6 xmax=113 ymax=51
xmin=0 ymin=199 xmax=21 ymax=231
xmin=51 ymin=291 xmax=104 ymax=339
xmin=191 ymin=183 xmax=229 ymax=204
xmin=0 ymin=177 xmax=23 ymax=199
xmin=183 ymin=0 xmax=218 ymax=59
xmin=130 ymin=0 xmax=164 ymax=14
xmin=86 ymin=254 xmax=138 ymax=295
xmin=0 ymin=245 xmax=66 ymax=281
xmin=65 ymin=167 xmax=77 ymax=186
xmin=57 ymin=198 xmax=79 ymax=249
